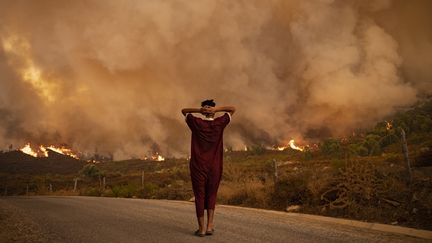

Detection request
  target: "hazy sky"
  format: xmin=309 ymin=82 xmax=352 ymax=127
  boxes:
xmin=0 ymin=0 xmax=431 ymax=159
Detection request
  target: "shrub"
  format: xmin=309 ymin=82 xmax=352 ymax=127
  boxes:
xmin=80 ymin=164 xmax=104 ymax=179
xmin=137 ymin=182 xmax=160 ymax=198
xmin=271 ymin=174 xmax=309 ymax=209
xmin=320 ymin=139 xmax=343 ymax=158
xmin=111 ymin=184 xmax=138 ymax=198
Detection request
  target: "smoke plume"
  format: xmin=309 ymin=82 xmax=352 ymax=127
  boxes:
xmin=0 ymin=0 xmax=430 ymax=159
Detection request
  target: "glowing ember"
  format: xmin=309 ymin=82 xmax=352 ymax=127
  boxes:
xmin=20 ymin=143 xmax=38 ymax=157
xmin=289 ymin=139 xmax=304 ymax=152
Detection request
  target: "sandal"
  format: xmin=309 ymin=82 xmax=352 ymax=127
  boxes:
xmin=206 ymin=229 xmax=215 ymax=235
xmin=194 ymin=230 xmax=206 ymax=237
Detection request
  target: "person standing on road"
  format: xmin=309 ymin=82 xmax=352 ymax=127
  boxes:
xmin=181 ymin=99 xmax=235 ymax=237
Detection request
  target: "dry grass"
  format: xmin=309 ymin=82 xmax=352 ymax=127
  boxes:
xmin=218 ymin=178 xmax=272 ymax=208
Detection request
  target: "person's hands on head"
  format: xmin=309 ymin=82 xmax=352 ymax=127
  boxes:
xmin=200 ymin=106 xmax=214 ymax=115
xmin=200 ymin=106 xmax=208 ymax=115
xmin=206 ymin=106 xmax=215 ymax=115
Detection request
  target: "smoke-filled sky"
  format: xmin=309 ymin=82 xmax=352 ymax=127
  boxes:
xmin=0 ymin=0 xmax=431 ymax=159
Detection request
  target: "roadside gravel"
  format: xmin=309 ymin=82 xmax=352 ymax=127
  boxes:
xmin=0 ymin=199 xmax=60 ymax=243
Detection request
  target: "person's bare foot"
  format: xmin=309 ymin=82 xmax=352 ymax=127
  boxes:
xmin=206 ymin=224 xmax=215 ymax=235
xmin=205 ymin=228 xmax=215 ymax=235
xmin=194 ymin=230 xmax=206 ymax=237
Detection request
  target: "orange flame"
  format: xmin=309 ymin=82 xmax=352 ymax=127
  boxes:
xmin=289 ymin=139 xmax=304 ymax=151
xmin=272 ymin=139 xmax=304 ymax=152
xmin=20 ymin=143 xmax=38 ymax=157
xmin=19 ymin=143 xmax=79 ymax=159
xmin=385 ymin=121 xmax=393 ymax=131
xmin=275 ymin=146 xmax=286 ymax=151
xmin=45 ymin=145 xmax=79 ymax=159
xmin=151 ymin=153 xmax=165 ymax=161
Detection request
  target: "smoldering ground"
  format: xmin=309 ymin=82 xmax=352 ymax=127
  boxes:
xmin=0 ymin=0 xmax=431 ymax=159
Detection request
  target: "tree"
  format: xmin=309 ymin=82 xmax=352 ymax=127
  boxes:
xmin=80 ymin=164 xmax=103 ymax=179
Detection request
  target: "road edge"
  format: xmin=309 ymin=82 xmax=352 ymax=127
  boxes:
xmin=158 ymin=199 xmax=432 ymax=240
xmin=215 ymin=203 xmax=432 ymax=240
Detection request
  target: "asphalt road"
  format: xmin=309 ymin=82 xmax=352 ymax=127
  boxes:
xmin=0 ymin=196 xmax=427 ymax=242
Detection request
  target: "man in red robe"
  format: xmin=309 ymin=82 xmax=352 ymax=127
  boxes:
xmin=182 ymin=99 xmax=235 ymax=237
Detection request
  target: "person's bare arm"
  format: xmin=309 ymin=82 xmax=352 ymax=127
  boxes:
xmin=181 ymin=108 xmax=208 ymax=116
xmin=211 ymin=106 xmax=236 ymax=115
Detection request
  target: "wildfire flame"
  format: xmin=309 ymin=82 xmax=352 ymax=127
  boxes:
xmin=20 ymin=143 xmax=38 ymax=157
xmin=19 ymin=143 xmax=79 ymax=159
xmin=272 ymin=139 xmax=304 ymax=152
xmin=39 ymin=145 xmax=49 ymax=157
xmin=151 ymin=153 xmax=165 ymax=161
xmin=289 ymin=139 xmax=304 ymax=151
xmin=45 ymin=145 xmax=79 ymax=159
xmin=385 ymin=121 xmax=393 ymax=131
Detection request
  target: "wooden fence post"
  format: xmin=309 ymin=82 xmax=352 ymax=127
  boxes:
xmin=103 ymin=177 xmax=106 ymax=190
xmin=273 ymin=159 xmax=278 ymax=183
xmin=400 ymin=129 xmax=412 ymax=184
xmin=73 ymin=178 xmax=78 ymax=192
xmin=141 ymin=170 xmax=145 ymax=189
xmin=26 ymin=184 xmax=29 ymax=196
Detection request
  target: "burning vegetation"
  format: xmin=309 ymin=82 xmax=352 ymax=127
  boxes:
xmin=273 ymin=139 xmax=304 ymax=152
xmin=19 ymin=144 xmax=79 ymax=159
xmin=16 ymin=143 xmax=168 ymax=162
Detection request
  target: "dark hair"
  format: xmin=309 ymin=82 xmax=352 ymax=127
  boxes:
xmin=201 ymin=99 xmax=216 ymax=107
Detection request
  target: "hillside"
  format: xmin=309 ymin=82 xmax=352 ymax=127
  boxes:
xmin=0 ymin=99 xmax=431 ymax=230
xmin=0 ymin=150 xmax=85 ymax=175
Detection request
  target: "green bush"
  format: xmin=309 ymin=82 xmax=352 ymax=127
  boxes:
xmin=111 ymin=184 xmax=138 ymax=198
xmin=348 ymin=144 xmax=368 ymax=157
xmin=137 ymin=182 xmax=160 ymax=198
xmin=80 ymin=164 xmax=104 ymax=179
xmin=363 ymin=134 xmax=381 ymax=155
xmin=270 ymin=175 xmax=309 ymax=209
xmin=320 ymin=139 xmax=343 ymax=158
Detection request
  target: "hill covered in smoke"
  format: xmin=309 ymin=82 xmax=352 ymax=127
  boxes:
xmin=0 ymin=0 xmax=431 ymax=159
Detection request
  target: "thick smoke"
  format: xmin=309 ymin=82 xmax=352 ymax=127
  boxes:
xmin=0 ymin=0 xmax=430 ymax=159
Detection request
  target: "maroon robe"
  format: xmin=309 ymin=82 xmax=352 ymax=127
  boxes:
xmin=186 ymin=113 xmax=231 ymax=217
